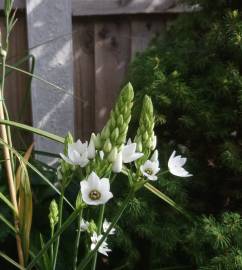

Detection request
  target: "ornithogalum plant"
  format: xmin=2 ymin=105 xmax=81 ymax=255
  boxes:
xmin=0 ymin=1 xmax=192 ymax=270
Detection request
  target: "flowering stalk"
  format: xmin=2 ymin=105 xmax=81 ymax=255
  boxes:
xmin=73 ymin=207 xmax=84 ymax=270
xmin=52 ymin=186 xmax=64 ymax=270
xmin=90 ymin=204 xmax=105 ymax=270
xmin=77 ymin=188 xmax=135 ymax=270
xmin=0 ymin=3 xmax=24 ymax=266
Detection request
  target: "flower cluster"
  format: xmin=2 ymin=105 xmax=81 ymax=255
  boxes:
xmin=58 ymin=83 xmax=193 ymax=264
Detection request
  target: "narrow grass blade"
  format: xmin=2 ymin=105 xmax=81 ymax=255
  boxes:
xmin=144 ymin=183 xmax=191 ymax=220
xmin=0 ymin=138 xmax=74 ymax=210
xmin=0 ymin=120 xmax=64 ymax=143
xmin=0 ymin=191 xmax=17 ymax=215
xmin=0 ymin=213 xmax=16 ymax=233
xmin=0 ymin=251 xmax=25 ymax=270
xmin=26 ymin=206 xmax=82 ymax=270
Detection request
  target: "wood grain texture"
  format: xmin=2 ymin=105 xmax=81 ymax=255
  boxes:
xmin=0 ymin=13 xmax=32 ymax=148
xmin=73 ymin=19 xmax=95 ymax=140
xmin=131 ymin=17 xmax=166 ymax=58
xmin=94 ymin=20 xmax=131 ymax=132
xmin=72 ymin=0 xmax=178 ymax=16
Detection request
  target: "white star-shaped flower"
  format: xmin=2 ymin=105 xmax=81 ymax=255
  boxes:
xmin=122 ymin=139 xmax=143 ymax=163
xmin=90 ymin=232 xmax=111 ymax=256
xmin=60 ymin=139 xmax=89 ymax=167
xmin=80 ymin=172 xmax=113 ymax=206
xmin=140 ymin=160 xmax=160 ymax=181
xmin=103 ymin=219 xmax=116 ymax=235
xmin=168 ymin=150 xmax=192 ymax=177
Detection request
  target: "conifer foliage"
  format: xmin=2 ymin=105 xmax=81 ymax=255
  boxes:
xmin=122 ymin=0 xmax=242 ymax=269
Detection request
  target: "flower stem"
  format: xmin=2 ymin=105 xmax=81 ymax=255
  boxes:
xmin=77 ymin=188 xmax=134 ymax=270
xmin=52 ymin=186 xmax=64 ymax=269
xmin=73 ymin=208 xmax=84 ymax=270
xmin=90 ymin=204 xmax=105 ymax=270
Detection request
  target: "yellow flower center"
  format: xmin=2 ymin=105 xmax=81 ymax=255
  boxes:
xmin=89 ymin=190 xmax=101 ymax=200
xmin=144 ymin=168 xmax=153 ymax=175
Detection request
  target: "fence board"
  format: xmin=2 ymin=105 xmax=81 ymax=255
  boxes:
xmin=94 ymin=20 xmax=131 ymax=131
xmin=73 ymin=20 xmax=95 ymax=140
xmin=72 ymin=0 xmax=177 ymax=16
xmin=131 ymin=17 xmax=166 ymax=58
xmin=0 ymin=14 xmax=32 ymax=148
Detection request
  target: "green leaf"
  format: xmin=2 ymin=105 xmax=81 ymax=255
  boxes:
xmin=0 ymin=138 xmax=74 ymax=210
xmin=144 ymin=183 xmax=191 ymax=220
xmin=0 ymin=120 xmax=64 ymax=143
xmin=0 ymin=251 xmax=25 ymax=270
xmin=0 ymin=213 xmax=16 ymax=233
xmin=0 ymin=191 xmax=17 ymax=215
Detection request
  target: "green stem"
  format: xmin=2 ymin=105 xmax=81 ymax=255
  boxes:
xmin=73 ymin=208 xmax=84 ymax=270
xmin=77 ymin=188 xmax=134 ymax=270
xmin=26 ymin=206 xmax=82 ymax=270
xmin=90 ymin=204 xmax=105 ymax=270
xmin=52 ymin=186 xmax=65 ymax=269
xmin=50 ymin=227 xmax=54 ymax=265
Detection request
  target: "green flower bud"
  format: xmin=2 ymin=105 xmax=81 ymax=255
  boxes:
xmin=100 ymin=82 xmax=134 ymax=150
xmin=94 ymin=133 xmax=102 ymax=149
xmin=49 ymin=199 xmax=59 ymax=229
xmin=64 ymin=132 xmax=74 ymax=155
xmin=103 ymin=138 xmax=112 ymax=153
xmin=111 ymin=128 xmax=119 ymax=142
xmin=135 ymin=95 xmax=155 ymax=164
xmin=87 ymin=220 xmax=97 ymax=234
xmin=107 ymin=147 xmax=118 ymax=162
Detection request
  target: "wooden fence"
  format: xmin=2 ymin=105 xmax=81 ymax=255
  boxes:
xmin=0 ymin=0 xmax=184 ymax=151
xmin=73 ymin=15 xmax=168 ymax=140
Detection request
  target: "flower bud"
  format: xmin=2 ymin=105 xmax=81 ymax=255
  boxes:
xmin=100 ymin=83 xmax=134 ymax=151
xmin=135 ymin=95 xmax=155 ymax=164
xmin=107 ymin=147 xmax=118 ymax=162
xmin=87 ymin=220 xmax=97 ymax=234
xmin=103 ymin=139 xmax=112 ymax=153
xmin=112 ymin=151 xmax=123 ymax=173
xmin=49 ymin=199 xmax=59 ymax=229
xmin=150 ymin=150 xmax=158 ymax=162
xmin=87 ymin=133 xmax=96 ymax=159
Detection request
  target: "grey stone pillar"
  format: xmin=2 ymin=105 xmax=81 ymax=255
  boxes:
xmin=26 ymin=0 xmax=74 ymax=165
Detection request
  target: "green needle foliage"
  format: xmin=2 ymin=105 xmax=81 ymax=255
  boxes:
xmin=122 ymin=0 xmax=242 ymax=269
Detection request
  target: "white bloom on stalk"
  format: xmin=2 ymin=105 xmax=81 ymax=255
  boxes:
xmin=112 ymin=151 xmax=123 ymax=173
xmin=80 ymin=219 xmax=89 ymax=232
xmin=140 ymin=160 xmax=160 ymax=181
xmin=90 ymin=232 xmax=111 ymax=256
xmin=103 ymin=219 xmax=116 ymax=235
xmin=60 ymin=140 xmax=89 ymax=167
xmin=122 ymin=139 xmax=143 ymax=163
xmin=168 ymin=151 xmax=192 ymax=177
xmin=80 ymin=172 xmax=113 ymax=206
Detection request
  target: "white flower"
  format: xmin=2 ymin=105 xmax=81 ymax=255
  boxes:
xmin=103 ymin=219 xmax=116 ymax=235
xmin=91 ymin=232 xmax=111 ymax=256
xmin=168 ymin=150 xmax=193 ymax=177
xmin=80 ymin=219 xmax=89 ymax=232
xmin=60 ymin=139 xmax=89 ymax=167
xmin=140 ymin=160 xmax=160 ymax=181
xmin=122 ymin=140 xmax=143 ymax=163
xmin=112 ymin=151 xmax=122 ymax=173
xmin=80 ymin=172 xmax=113 ymax=206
